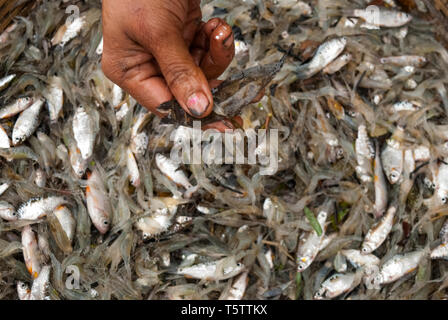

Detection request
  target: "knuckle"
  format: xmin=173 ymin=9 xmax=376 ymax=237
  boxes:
xmin=164 ymin=63 xmax=197 ymax=90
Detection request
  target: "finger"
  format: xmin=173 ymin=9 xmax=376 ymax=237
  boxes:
xmin=191 ymin=47 xmax=205 ymax=66
xmin=192 ymin=18 xmax=222 ymax=50
xmin=139 ymin=30 xmax=213 ymax=118
xmin=121 ymin=71 xmax=173 ymax=113
xmin=182 ymin=8 xmax=202 ymax=46
xmin=102 ymin=47 xmax=172 ymax=113
xmin=201 ymin=116 xmax=243 ymax=132
xmin=200 ymin=21 xmax=235 ymax=79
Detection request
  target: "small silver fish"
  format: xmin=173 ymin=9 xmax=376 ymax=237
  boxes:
xmin=432 ymin=163 xmax=448 ymax=207
xmin=392 ymin=101 xmax=419 ymax=113
xmin=126 ymin=147 xmax=140 ymax=187
xmin=177 ymin=256 xmax=245 ymax=281
xmin=17 ymin=281 xmax=31 ymax=300
xmin=130 ymin=132 xmax=148 ymax=156
xmin=380 ymin=55 xmax=426 ymax=67
xmin=0 ymin=74 xmax=16 ymax=91
xmin=375 ymin=250 xmax=426 ymax=285
xmin=68 ymin=142 xmax=88 ymax=178
xmin=373 ymin=143 xmax=388 ymax=218
xmin=86 ymin=169 xmax=112 ymax=234
xmin=381 ymin=139 xmax=404 ymax=185
xmin=53 ymin=205 xmax=76 ymax=243
xmin=350 ymin=8 xmax=412 ymax=28
xmin=355 ymin=125 xmax=375 ymax=184
xmin=297 ymin=210 xmax=329 ymax=272
xmin=296 ymin=37 xmax=347 ymax=80
xmin=155 ymin=153 xmax=198 ymax=198
xmin=0 ymin=201 xmax=16 ymax=221
xmin=29 ymin=265 xmax=51 ymax=300
xmin=17 ymin=196 xmax=67 ymax=221
xmin=22 ymin=226 xmax=42 ymax=279
xmin=341 ymin=249 xmax=381 ymax=270
xmin=44 ymin=76 xmax=64 ymax=122
xmin=362 ymin=206 xmax=396 ymax=254
xmin=135 ymin=197 xmax=183 ymax=239
xmin=12 ymin=97 xmax=45 ymax=145
xmin=73 ymin=107 xmax=97 ymax=160
xmin=314 ymin=272 xmax=359 ymax=300
xmin=0 ymin=97 xmax=33 ymax=119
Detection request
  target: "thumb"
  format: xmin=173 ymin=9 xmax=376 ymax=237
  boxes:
xmin=149 ymin=31 xmax=213 ymax=118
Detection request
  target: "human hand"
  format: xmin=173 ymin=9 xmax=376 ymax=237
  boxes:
xmin=101 ymin=0 xmax=235 ymax=119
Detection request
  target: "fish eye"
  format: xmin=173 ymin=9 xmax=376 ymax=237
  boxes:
xmin=237 ymin=263 xmax=242 ymax=267
xmin=20 ymin=283 xmax=27 ymax=289
xmin=12 ymin=212 xmax=16 ymax=216
xmin=103 ymin=220 xmax=109 ymax=225
xmin=442 ymin=197 xmax=448 ymax=204
xmin=362 ymin=247 xmax=368 ymax=252
xmin=315 ymin=291 xmax=321 ymax=297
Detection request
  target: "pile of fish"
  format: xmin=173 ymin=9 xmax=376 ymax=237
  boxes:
xmin=1 ymin=0 xmax=448 ymax=300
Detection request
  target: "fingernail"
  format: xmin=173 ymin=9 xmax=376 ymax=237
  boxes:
xmin=187 ymin=92 xmax=209 ymax=117
xmin=223 ymin=34 xmax=234 ymax=48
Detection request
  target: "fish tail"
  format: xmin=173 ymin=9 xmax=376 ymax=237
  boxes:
xmin=296 ymin=64 xmax=312 ymax=80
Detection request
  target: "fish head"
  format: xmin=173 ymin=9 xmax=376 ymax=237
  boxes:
xmin=93 ymin=215 xmax=110 ymax=234
xmin=6 ymin=209 xmax=17 ymax=221
xmin=335 ymin=147 xmax=344 ymax=160
xmin=12 ymin=135 xmax=24 ymax=146
xmin=372 ymin=273 xmax=384 ymax=287
xmin=142 ymin=232 xmax=152 ymax=241
xmin=361 ymin=242 xmax=374 ymax=255
xmin=297 ymin=257 xmax=311 ymax=272
xmin=20 ymin=97 xmax=33 ymax=106
xmin=401 ymin=12 xmax=412 ymax=23
xmin=313 ymin=287 xmax=326 ymax=300
xmin=0 ymin=204 xmax=17 ymax=221
xmin=17 ymin=281 xmax=30 ymax=299
xmin=437 ymin=189 xmax=448 ymax=206
xmin=425 ymin=189 xmax=448 ymax=208
xmin=317 ymin=210 xmax=328 ymax=225
xmin=388 ymin=168 xmax=401 ymax=184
